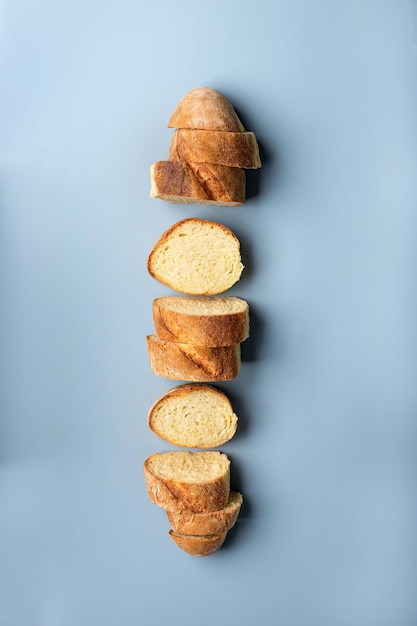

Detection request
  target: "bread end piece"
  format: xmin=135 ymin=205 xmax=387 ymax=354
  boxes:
xmin=169 ymin=530 xmax=228 ymax=556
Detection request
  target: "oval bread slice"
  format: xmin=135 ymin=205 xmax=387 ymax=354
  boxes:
xmin=147 ymin=218 xmax=244 ymax=296
xmin=167 ymin=491 xmax=243 ymax=535
xmin=168 ymin=86 xmax=245 ymax=132
xmin=152 ymin=296 xmax=249 ymax=347
xmin=148 ymin=383 xmax=238 ymax=448
xmin=169 ymin=530 xmax=228 ymax=557
xmin=146 ymin=335 xmax=241 ymax=382
xmin=144 ymin=451 xmax=230 ymax=513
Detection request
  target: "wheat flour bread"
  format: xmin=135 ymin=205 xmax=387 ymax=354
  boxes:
xmin=152 ymin=296 xmax=249 ymax=347
xmin=144 ymin=451 xmax=230 ymax=513
xmin=148 ymin=383 xmax=238 ymax=448
xmin=150 ymin=160 xmax=245 ymax=206
xmin=168 ymin=86 xmax=245 ymax=132
xmin=146 ymin=335 xmax=241 ymax=382
xmin=169 ymin=129 xmax=261 ymax=169
xmin=147 ymin=218 xmax=244 ymax=296
xmin=167 ymin=490 xmax=243 ymax=536
xmin=169 ymin=530 xmax=228 ymax=557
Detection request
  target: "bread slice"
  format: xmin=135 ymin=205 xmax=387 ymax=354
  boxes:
xmin=150 ymin=160 xmax=245 ymax=206
xmin=147 ymin=218 xmax=244 ymax=296
xmin=148 ymin=383 xmax=238 ymax=448
xmin=169 ymin=530 xmax=228 ymax=557
xmin=170 ymin=129 xmax=261 ymax=169
xmin=146 ymin=335 xmax=241 ymax=382
xmin=168 ymin=86 xmax=245 ymax=132
xmin=144 ymin=451 xmax=230 ymax=513
xmin=167 ymin=491 xmax=243 ymax=535
xmin=152 ymin=296 xmax=249 ymax=347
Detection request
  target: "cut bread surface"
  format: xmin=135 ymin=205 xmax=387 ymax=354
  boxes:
xmin=147 ymin=218 xmax=244 ymax=296
xmin=144 ymin=451 xmax=230 ymax=513
xmin=148 ymin=383 xmax=238 ymax=448
xmin=152 ymin=296 xmax=249 ymax=347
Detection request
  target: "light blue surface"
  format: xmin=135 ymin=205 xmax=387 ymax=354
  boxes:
xmin=1 ymin=1 xmax=417 ymax=624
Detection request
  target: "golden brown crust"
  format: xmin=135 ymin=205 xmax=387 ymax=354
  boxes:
xmin=146 ymin=335 xmax=241 ymax=382
xmin=143 ymin=451 xmax=230 ymax=513
xmin=168 ymin=86 xmax=244 ymax=132
xmin=150 ymin=160 xmax=245 ymax=206
xmin=152 ymin=296 xmax=249 ymax=347
xmin=170 ymin=129 xmax=261 ymax=169
xmin=167 ymin=491 xmax=243 ymax=535
xmin=169 ymin=530 xmax=228 ymax=556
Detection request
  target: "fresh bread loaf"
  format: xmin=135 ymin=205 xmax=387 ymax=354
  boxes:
xmin=169 ymin=129 xmax=261 ymax=169
xmin=144 ymin=451 xmax=230 ymax=513
xmin=167 ymin=490 xmax=243 ymax=536
xmin=148 ymin=383 xmax=238 ymax=448
xmin=152 ymin=296 xmax=249 ymax=347
xmin=168 ymin=86 xmax=245 ymax=132
xmin=146 ymin=335 xmax=241 ymax=382
xmin=150 ymin=160 xmax=245 ymax=206
xmin=169 ymin=530 xmax=228 ymax=557
xmin=147 ymin=218 xmax=244 ymax=296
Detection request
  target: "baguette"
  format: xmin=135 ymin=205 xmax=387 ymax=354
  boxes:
xmin=169 ymin=530 xmax=228 ymax=557
xmin=144 ymin=451 xmax=230 ymax=513
xmin=152 ymin=296 xmax=249 ymax=347
xmin=168 ymin=86 xmax=245 ymax=132
xmin=167 ymin=491 xmax=243 ymax=536
xmin=170 ymin=128 xmax=261 ymax=169
xmin=147 ymin=218 xmax=244 ymax=296
xmin=150 ymin=160 xmax=245 ymax=206
xmin=148 ymin=383 xmax=238 ymax=448
xmin=146 ymin=334 xmax=241 ymax=382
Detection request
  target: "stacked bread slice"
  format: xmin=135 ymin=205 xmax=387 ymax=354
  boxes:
xmin=146 ymin=217 xmax=249 ymax=382
xmin=150 ymin=86 xmax=261 ymax=206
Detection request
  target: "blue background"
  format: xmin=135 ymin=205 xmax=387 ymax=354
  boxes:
xmin=1 ymin=1 xmax=417 ymax=624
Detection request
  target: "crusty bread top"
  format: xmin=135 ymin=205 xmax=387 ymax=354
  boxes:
xmin=148 ymin=383 xmax=238 ymax=448
xmin=168 ymin=87 xmax=245 ymax=132
xmin=147 ymin=218 xmax=244 ymax=296
xmin=152 ymin=296 xmax=249 ymax=347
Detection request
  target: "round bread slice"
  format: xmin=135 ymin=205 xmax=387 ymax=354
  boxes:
xmin=146 ymin=335 xmax=241 ymax=382
xmin=168 ymin=86 xmax=245 ymax=132
xmin=148 ymin=383 xmax=238 ymax=448
xmin=147 ymin=218 xmax=244 ymax=296
xmin=169 ymin=530 xmax=228 ymax=557
xmin=167 ymin=491 xmax=243 ymax=535
xmin=152 ymin=296 xmax=249 ymax=347
xmin=144 ymin=451 xmax=230 ymax=513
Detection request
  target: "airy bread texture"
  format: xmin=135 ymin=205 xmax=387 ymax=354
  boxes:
xmin=150 ymin=160 xmax=245 ymax=206
xmin=144 ymin=451 xmax=230 ymax=513
xmin=152 ymin=296 xmax=249 ymax=347
xmin=168 ymin=86 xmax=245 ymax=132
xmin=148 ymin=383 xmax=238 ymax=448
xmin=167 ymin=490 xmax=243 ymax=536
xmin=169 ymin=530 xmax=228 ymax=557
xmin=170 ymin=129 xmax=261 ymax=169
xmin=147 ymin=218 xmax=244 ymax=296
xmin=146 ymin=335 xmax=241 ymax=382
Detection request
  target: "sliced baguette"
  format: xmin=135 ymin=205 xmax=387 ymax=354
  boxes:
xmin=150 ymin=160 xmax=245 ymax=206
xmin=152 ymin=296 xmax=249 ymax=347
xmin=170 ymin=128 xmax=261 ymax=169
xmin=168 ymin=86 xmax=245 ymax=132
xmin=144 ymin=451 xmax=230 ymax=513
xmin=147 ymin=218 xmax=244 ymax=296
xmin=167 ymin=491 xmax=243 ymax=535
xmin=169 ymin=530 xmax=228 ymax=557
xmin=146 ymin=335 xmax=241 ymax=382
xmin=148 ymin=383 xmax=238 ymax=448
